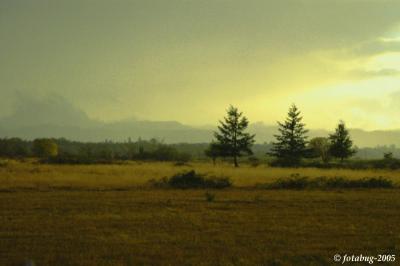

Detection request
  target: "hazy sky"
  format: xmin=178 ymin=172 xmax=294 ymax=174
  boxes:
xmin=2 ymin=0 xmax=400 ymax=130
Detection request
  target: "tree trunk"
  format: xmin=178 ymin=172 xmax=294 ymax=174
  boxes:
xmin=234 ymin=155 xmax=239 ymax=167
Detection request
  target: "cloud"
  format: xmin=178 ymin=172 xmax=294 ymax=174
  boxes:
xmin=388 ymin=89 xmax=400 ymax=111
xmin=348 ymin=68 xmax=400 ymax=79
xmin=1 ymin=0 xmax=400 ymax=127
xmin=350 ymin=39 xmax=400 ymax=57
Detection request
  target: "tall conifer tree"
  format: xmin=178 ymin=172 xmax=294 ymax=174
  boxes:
xmin=329 ymin=121 xmax=356 ymax=162
xmin=214 ymin=106 xmax=255 ymax=167
xmin=269 ymin=104 xmax=308 ymax=166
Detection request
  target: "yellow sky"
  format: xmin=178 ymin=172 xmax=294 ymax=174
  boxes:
xmin=1 ymin=0 xmax=400 ymax=130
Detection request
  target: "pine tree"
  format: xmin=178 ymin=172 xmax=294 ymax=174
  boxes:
xmin=214 ymin=105 xmax=255 ymax=167
xmin=329 ymin=121 xmax=356 ymax=162
xmin=269 ymin=104 xmax=308 ymax=166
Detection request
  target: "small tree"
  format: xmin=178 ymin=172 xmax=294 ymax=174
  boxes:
xmin=329 ymin=121 xmax=356 ymax=162
xmin=213 ymin=105 xmax=255 ymax=167
xmin=308 ymin=137 xmax=331 ymax=163
xmin=205 ymin=142 xmax=220 ymax=165
xmin=33 ymin=138 xmax=58 ymax=158
xmin=384 ymin=152 xmax=394 ymax=160
xmin=269 ymin=104 xmax=308 ymax=166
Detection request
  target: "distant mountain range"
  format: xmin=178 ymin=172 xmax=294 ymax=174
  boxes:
xmin=1 ymin=96 xmax=400 ymax=147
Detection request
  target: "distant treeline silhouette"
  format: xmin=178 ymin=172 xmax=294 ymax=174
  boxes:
xmin=0 ymin=136 xmax=399 ymax=168
xmin=0 ymin=138 xmax=193 ymax=164
xmin=1 ymin=104 xmax=400 ymax=167
xmin=0 ymin=137 xmax=272 ymax=162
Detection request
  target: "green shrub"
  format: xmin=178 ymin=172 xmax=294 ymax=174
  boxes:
xmin=294 ymin=158 xmax=400 ymax=170
xmin=267 ymin=174 xmax=309 ymax=189
xmin=317 ymin=176 xmax=393 ymax=189
xmin=33 ymin=139 xmax=58 ymax=158
xmin=168 ymin=170 xmax=205 ymax=188
xmin=264 ymin=174 xmax=394 ymax=189
xmin=149 ymin=170 xmax=232 ymax=189
xmin=41 ymin=152 xmax=118 ymax=164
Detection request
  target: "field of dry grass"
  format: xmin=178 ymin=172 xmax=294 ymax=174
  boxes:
xmin=0 ymin=161 xmax=399 ymax=265
xmin=1 ymin=160 xmax=400 ymax=190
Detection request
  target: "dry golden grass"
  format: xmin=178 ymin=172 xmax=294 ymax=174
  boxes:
xmin=0 ymin=161 xmax=399 ymax=265
xmin=1 ymin=160 xmax=400 ymax=190
xmin=0 ymin=189 xmax=399 ymax=265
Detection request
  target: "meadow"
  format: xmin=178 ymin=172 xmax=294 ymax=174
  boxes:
xmin=1 ymin=160 xmax=400 ymax=190
xmin=0 ymin=161 xmax=399 ymax=265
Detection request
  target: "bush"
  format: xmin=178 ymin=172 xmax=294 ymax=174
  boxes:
xmin=133 ymin=144 xmax=192 ymax=162
xmin=326 ymin=177 xmax=394 ymax=189
xmin=41 ymin=153 xmax=115 ymax=164
xmin=149 ymin=170 xmax=232 ymax=189
xmin=292 ymin=158 xmax=400 ymax=170
xmin=204 ymin=192 xmax=215 ymax=202
xmin=248 ymin=156 xmax=261 ymax=167
xmin=267 ymin=174 xmax=309 ymax=189
xmin=33 ymin=139 xmax=58 ymax=158
xmin=168 ymin=170 xmax=205 ymax=188
xmin=0 ymin=138 xmax=30 ymax=158
xmin=263 ymin=174 xmax=394 ymax=190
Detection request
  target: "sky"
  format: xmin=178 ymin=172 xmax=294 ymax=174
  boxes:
xmin=2 ymin=0 xmax=400 ymax=130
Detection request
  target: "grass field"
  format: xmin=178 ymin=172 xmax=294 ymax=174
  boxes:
xmin=1 ymin=160 xmax=400 ymax=190
xmin=0 ymin=161 xmax=399 ymax=265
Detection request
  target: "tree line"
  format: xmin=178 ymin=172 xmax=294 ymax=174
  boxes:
xmin=207 ymin=104 xmax=356 ymax=167
xmin=0 ymin=138 xmax=193 ymax=163
xmin=0 ymin=104 xmax=394 ymax=167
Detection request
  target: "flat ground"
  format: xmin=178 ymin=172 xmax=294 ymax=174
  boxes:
xmin=0 ymin=162 xmax=399 ymax=265
xmin=2 ymin=161 xmax=400 ymax=190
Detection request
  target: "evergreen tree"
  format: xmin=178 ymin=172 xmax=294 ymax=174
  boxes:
xmin=269 ymin=104 xmax=308 ymax=166
xmin=329 ymin=121 xmax=356 ymax=162
xmin=214 ymin=105 xmax=255 ymax=167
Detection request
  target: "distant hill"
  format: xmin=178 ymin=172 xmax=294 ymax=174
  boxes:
xmin=247 ymin=124 xmax=400 ymax=148
xmin=1 ymin=96 xmax=400 ymax=147
xmin=0 ymin=120 xmax=213 ymax=143
xmin=0 ymin=97 xmax=213 ymax=142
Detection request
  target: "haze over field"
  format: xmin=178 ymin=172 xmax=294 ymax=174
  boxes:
xmin=0 ymin=95 xmax=400 ymax=148
xmin=2 ymin=0 xmax=400 ymax=143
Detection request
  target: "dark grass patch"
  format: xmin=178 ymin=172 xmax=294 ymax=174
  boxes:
xmin=204 ymin=191 xmax=216 ymax=202
xmin=259 ymin=174 xmax=395 ymax=190
xmin=296 ymin=158 xmax=400 ymax=170
xmin=0 ymin=159 xmax=9 ymax=167
xmin=148 ymin=170 xmax=232 ymax=189
xmin=173 ymin=161 xmax=191 ymax=167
